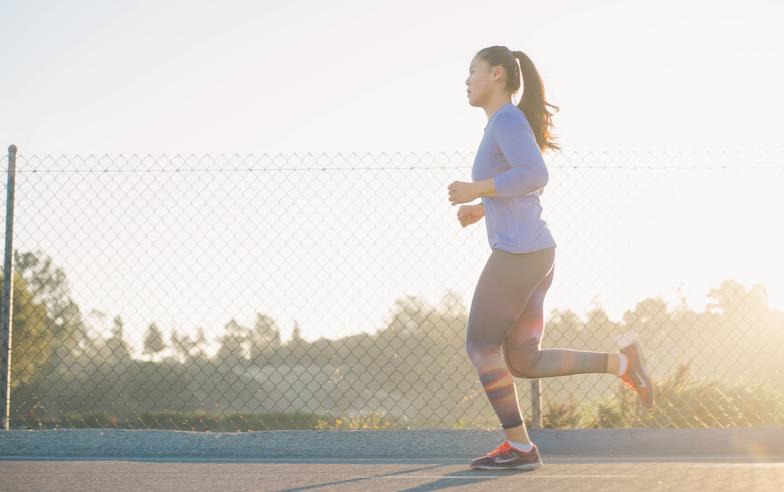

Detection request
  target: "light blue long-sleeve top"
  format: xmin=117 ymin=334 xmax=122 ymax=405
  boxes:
xmin=471 ymin=102 xmax=557 ymax=254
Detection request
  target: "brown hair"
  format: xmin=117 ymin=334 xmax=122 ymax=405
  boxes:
xmin=475 ymin=46 xmax=560 ymax=152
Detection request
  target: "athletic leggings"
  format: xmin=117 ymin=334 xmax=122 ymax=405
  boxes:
xmin=465 ymin=246 xmax=610 ymax=429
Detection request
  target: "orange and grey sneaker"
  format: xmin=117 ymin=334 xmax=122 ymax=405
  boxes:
xmin=619 ymin=340 xmax=655 ymax=408
xmin=469 ymin=440 xmax=543 ymax=471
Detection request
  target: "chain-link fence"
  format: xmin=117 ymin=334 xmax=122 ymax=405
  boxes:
xmin=1 ymin=147 xmax=783 ymax=431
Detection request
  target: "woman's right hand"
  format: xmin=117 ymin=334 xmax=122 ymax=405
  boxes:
xmin=457 ymin=203 xmax=484 ymax=228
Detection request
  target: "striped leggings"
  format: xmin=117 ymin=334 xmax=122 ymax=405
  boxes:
xmin=465 ymin=246 xmax=610 ymax=429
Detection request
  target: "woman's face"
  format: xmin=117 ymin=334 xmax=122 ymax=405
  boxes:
xmin=465 ymin=56 xmax=498 ymax=107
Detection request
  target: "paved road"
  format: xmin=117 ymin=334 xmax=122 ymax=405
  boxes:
xmin=3 ymin=427 xmax=783 ymax=490
xmin=3 ymin=456 xmax=784 ymax=491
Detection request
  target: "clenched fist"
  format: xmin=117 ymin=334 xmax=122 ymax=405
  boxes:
xmin=457 ymin=203 xmax=484 ymax=228
xmin=448 ymin=180 xmax=479 ymax=205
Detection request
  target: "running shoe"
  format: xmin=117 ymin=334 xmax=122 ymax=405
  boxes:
xmin=469 ymin=440 xmax=543 ymax=471
xmin=618 ymin=340 xmax=655 ymax=408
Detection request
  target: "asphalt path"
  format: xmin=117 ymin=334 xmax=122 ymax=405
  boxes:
xmin=2 ymin=427 xmax=783 ymax=491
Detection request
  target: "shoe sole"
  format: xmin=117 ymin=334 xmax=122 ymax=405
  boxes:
xmin=470 ymin=461 xmax=542 ymax=471
xmin=622 ymin=341 xmax=655 ymax=408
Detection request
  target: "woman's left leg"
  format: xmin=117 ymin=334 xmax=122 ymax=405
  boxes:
xmin=502 ymin=260 xmax=613 ymax=379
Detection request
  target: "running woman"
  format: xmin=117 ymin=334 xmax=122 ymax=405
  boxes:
xmin=448 ymin=46 xmax=655 ymax=471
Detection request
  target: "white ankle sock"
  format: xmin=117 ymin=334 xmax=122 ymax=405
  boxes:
xmin=616 ymin=353 xmax=628 ymax=376
xmin=508 ymin=440 xmax=534 ymax=452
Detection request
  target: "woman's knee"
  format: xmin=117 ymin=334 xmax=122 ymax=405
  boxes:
xmin=465 ymin=312 xmax=516 ymax=361
xmin=503 ymin=336 xmax=543 ymax=378
xmin=465 ymin=339 xmax=501 ymax=369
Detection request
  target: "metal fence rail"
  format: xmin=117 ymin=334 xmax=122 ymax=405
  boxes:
xmin=2 ymin=147 xmax=783 ymax=431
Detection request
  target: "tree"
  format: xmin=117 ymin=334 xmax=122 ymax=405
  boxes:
xmin=707 ymin=279 xmax=768 ymax=318
xmin=2 ymin=271 xmax=53 ymax=390
xmin=143 ymin=322 xmax=166 ymax=359
xmin=385 ymin=294 xmax=431 ymax=336
xmin=193 ymin=327 xmax=209 ymax=360
xmin=286 ymin=321 xmax=309 ymax=363
xmin=216 ymin=319 xmax=251 ymax=368
xmin=249 ymin=313 xmax=282 ymax=362
xmin=13 ymin=250 xmax=88 ymax=366
xmin=105 ymin=314 xmax=131 ymax=364
xmin=169 ymin=328 xmax=195 ymax=363
xmin=622 ymin=297 xmax=669 ymax=327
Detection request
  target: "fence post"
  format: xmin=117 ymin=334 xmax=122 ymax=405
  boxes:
xmin=1 ymin=145 xmax=17 ymax=430
xmin=530 ymin=379 xmax=542 ymax=428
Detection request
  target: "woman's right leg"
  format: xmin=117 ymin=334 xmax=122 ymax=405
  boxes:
xmin=502 ymin=261 xmax=617 ymax=378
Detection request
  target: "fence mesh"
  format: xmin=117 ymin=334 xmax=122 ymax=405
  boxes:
xmin=2 ymin=149 xmax=783 ymax=431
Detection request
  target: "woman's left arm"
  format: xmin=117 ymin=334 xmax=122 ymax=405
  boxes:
xmin=472 ymin=177 xmax=498 ymax=198
xmin=474 ymin=111 xmax=549 ymax=199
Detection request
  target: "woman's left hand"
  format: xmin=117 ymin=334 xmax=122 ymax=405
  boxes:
xmin=448 ymin=181 xmax=478 ymax=205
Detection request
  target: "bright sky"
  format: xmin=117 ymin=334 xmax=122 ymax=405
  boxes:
xmin=1 ymin=1 xmax=783 ymax=353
